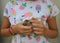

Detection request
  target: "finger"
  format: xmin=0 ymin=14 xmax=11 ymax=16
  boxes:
xmin=30 ymin=19 xmax=39 ymax=23
xmin=22 ymin=26 xmax=32 ymax=30
xmin=38 ymin=28 xmax=44 ymax=32
xmin=23 ymin=29 xmax=32 ymax=33
xmin=32 ymin=23 xmax=44 ymax=28
xmin=32 ymin=23 xmax=40 ymax=28
xmin=33 ymin=28 xmax=39 ymax=31
xmin=33 ymin=28 xmax=44 ymax=32
xmin=34 ymin=31 xmax=40 ymax=35
xmin=19 ymin=30 xmax=32 ymax=34
xmin=34 ymin=31 xmax=43 ymax=35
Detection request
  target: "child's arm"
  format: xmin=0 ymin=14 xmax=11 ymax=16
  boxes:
xmin=30 ymin=17 xmax=58 ymax=39
xmin=46 ymin=17 xmax=58 ymax=38
xmin=1 ymin=17 xmax=32 ymax=37
xmin=1 ymin=17 xmax=12 ymax=37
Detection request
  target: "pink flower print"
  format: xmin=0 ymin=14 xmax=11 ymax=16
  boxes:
xmin=36 ymin=37 xmax=40 ymax=42
xmin=24 ymin=12 xmax=33 ymax=18
xmin=36 ymin=4 xmax=41 ymax=13
xmin=44 ymin=15 xmax=48 ymax=18
xmin=19 ymin=6 xmax=24 ymax=10
xmin=41 ymin=15 xmax=48 ymax=19
xmin=28 ymin=35 xmax=32 ymax=40
xmin=28 ymin=37 xmax=32 ymax=40
xmin=19 ymin=3 xmax=26 ymax=10
xmin=41 ymin=15 xmax=47 ymax=22
xmin=11 ymin=9 xmax=16 ymax=16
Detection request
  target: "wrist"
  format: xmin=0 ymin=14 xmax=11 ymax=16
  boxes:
xmin=10 ymin=25 xmax=17 ymax=35
xmin=9 ymin=27 xmax=14 ymax=35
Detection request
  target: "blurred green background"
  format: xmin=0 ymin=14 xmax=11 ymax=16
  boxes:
xmin=0 ymin=0 xmax=60 ymax=43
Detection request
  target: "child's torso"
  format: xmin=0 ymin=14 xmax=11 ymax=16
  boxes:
xmin=8 ymin=0 xmax=50 ymax=43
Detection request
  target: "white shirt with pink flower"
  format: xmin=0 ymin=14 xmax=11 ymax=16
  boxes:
xmin=3 ymin=0 xmax=59 ymax=43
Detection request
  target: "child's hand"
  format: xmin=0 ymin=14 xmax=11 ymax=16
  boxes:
xmin=11 ymin=22 xmax=32 ymax=35
xmin=30 ymin=18 xmax=46 ymax=35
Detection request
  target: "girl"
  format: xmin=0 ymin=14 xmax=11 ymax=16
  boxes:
xmin=1 ymin=0 xmax=59 ymax=43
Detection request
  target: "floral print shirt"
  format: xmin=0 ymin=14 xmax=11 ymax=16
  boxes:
xmin=3 ymin=0 xmax=59 ymax=43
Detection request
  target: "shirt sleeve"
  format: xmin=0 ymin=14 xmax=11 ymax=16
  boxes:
xmin=3 ymin=2 xmax=10 ymax=18
xmin=47 ymin=0 xmax=60 ymax=18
